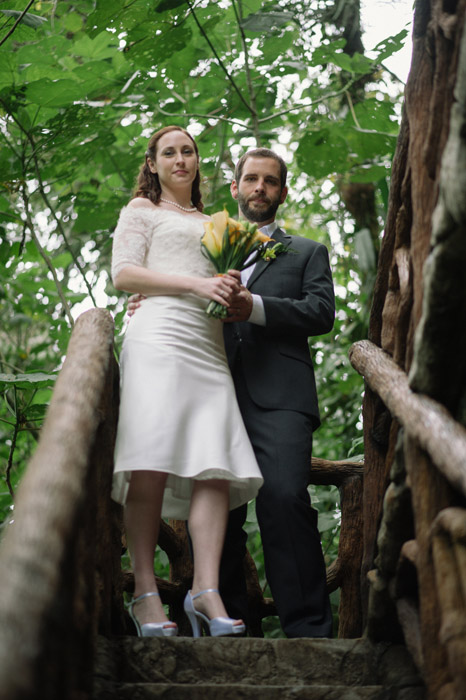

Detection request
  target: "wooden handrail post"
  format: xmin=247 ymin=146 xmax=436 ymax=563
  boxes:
xmin=349 ymin=340 xmax=466 ymax=497
xmin=0 ymin=309 xmax=119 ymax=700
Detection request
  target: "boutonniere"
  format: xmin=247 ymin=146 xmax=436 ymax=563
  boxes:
xmin=261 ymin=241 xmax=288 ymax=262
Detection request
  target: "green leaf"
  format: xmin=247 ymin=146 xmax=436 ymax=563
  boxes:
xmin=62 ymin=13 xmax=84 ymax=33
xmin=261 ymin=32 xmax=295 ymax=65
xmin=71 ymin=32 xmax=119 ymax=60
xmin=349 ymin=163 xmax=391 ymax=183
xmin=347 ymin=52 xmax=374 ymax=75
xmin=347 ymin=127 xmax=396 ymax=161
xmin=297 ymin=128 xmax=349 ymax=180
xmin=23 ymin=403 xmax=50 ymax=421
xmin=0 ymin=53 xmax=18 ymax=91
xmin=241 ymin=11 xmax=294 ymax=32
xmin=373 ymin=29 xmax=409 ymax=63
xmin=25 ymin=78 xmax=85 ymax=107
xmin=331 ymin=52 xmax=353 ymax=72
xmin=52 ymin=252 xmax=73 ymax=268
xmin=354 ymin=228 xmax=377 ymax=273
xmin=155 ymin=0 xmax=187 ymax=12
xmin=15 ymin=35 xmax=69 ymax=63
xmin=318 ymin=511 xmax=340 ymax=533
xmin=352 ymin=98 xmax=397 ymax=132
xmin=0 ymin=10 xmax=47 ymax=29
xmin=310 ymin=38 xmax=347 ymax=66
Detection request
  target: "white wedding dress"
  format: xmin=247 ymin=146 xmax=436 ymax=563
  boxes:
xmin=111 ymin=205 xmax=263 ymax=518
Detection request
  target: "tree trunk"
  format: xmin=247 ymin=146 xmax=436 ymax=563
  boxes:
xmin=360 ymin=0 xmax=466 ymax=624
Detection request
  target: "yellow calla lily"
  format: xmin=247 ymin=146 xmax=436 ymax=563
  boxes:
xmin=210 ymin=209 xmax=229 ymax=235
xmin=209 ymin=208 xmax=246 ymax=245
xmin=242 ymin=230 xmax=272 ymax=254
xmin=201 ymin=221 xmax=223 ymax=256
xmin=227 ymin=217 xmax=243 ymax=241
xmin=253 ymin=231 xmax=273 ymax=244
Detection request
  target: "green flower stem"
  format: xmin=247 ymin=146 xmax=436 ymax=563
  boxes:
xmin=206 ymin=300 xmax=228 ymax=319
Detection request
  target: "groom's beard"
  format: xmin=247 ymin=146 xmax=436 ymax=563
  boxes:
xmin=237 ymin=192 xmax=281 ymax=223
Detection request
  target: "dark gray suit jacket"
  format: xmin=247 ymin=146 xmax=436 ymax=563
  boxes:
xmin=223 ymin=228 xmax=335 ymax=429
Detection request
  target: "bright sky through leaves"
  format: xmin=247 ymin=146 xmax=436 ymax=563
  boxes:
xmin=361 ymin=0 xmax=413 ymax=82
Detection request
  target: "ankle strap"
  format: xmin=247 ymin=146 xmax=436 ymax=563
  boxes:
xmin=129 ymin=591 xmax=160 ymax=605
xmin=191 ymin=588 xmax=219 ymax=600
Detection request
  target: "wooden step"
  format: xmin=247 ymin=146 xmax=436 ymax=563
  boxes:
xmin=93 ymin=681 xmax=400 ymax=699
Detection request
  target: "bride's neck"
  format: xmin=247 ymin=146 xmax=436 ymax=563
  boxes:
xmin=160 ymin=187 xmax=193 ymax=209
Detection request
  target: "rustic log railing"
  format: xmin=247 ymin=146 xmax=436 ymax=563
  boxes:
xmin=0 ymin=308 xmax=122 ymax=700
xmin=350 ymin=341 xmax=466 ymax=495
xmin=350 ymin=339 xmax=466 ymax=700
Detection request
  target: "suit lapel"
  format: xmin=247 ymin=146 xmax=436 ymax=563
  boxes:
xmin=247 ymin=227 xmax=292 ymax=289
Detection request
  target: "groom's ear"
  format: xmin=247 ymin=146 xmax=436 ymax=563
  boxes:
xmin=279 ymin=186 xmax=288 ymax=204
xmin=230 ymin=179 xmax=239 ymax=200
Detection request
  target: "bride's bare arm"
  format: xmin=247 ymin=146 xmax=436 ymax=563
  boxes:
xmin=114 ymin=265 xmax=239 ymax=305
xmin=111 ymin=203 xmax=239 ymax=306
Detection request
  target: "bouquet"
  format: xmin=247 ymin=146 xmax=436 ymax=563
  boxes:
xmin=201 ymin=208 xmax=285 ymax=318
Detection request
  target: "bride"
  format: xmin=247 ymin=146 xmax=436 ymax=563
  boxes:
xmin=111 ymin=125 xmax=263 ymax=638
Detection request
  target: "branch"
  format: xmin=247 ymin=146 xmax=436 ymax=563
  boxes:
xmin=34 ymin=180 xmax=97 ymax=306
xmin=232 ymin=0 xmax=260 ymax=145
xmin=0 ymin=0 xmax=35 ymax=48
xmin=349 ymin=340 xmax=466 ymax=498
xmin=156 ymin=74 xmax=365 ymax=131
xmin=256 ymin=75 xmax=362 ymax=123
xmin=1 ymin=102 xmax=97 ymax=306
xmin=5 ymin=420 xmax=19 ymax=499
xmin=32 ymin=174 xmax=98 ymax=307
xmin=345 ymin=90 xmax=361 ymax=128
xmin=310 ymin=456 xmax=364 ymax=486
xmin=0 ymin=125 xmax=22 ymax=162
xmin=5 ymin=388 xmax=19 ymax=499
xmin=186 ymin=0 xmax=254 ymax=115
xmin=21 ymin=186 xmax=75 ymax=327
xmin=208 ymin=120 xmax=228 ymax=203
xmin=155 ymin=104 xmax=246 ymax=127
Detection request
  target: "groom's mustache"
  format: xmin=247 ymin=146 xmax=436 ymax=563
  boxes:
xmin=248 ymin=195 xmax=270 ymax=204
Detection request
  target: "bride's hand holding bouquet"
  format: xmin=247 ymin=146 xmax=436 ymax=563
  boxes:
xmin=201 ymin=208 xmax=284 ymax=319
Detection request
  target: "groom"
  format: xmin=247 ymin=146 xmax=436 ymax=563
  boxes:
xmin=219 ymin=148 xmax=335 ymax=638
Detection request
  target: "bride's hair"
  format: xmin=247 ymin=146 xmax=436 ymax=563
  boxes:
xmin=133 ymin=125 xmax=204 ymax=211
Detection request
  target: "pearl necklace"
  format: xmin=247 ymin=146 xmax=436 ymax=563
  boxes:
xmin=160 ymin=197 xmax=197 ymax=212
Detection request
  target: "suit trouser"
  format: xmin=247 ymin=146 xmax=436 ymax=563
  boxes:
xmin=220 ymin=361 xmax=333 ymax=638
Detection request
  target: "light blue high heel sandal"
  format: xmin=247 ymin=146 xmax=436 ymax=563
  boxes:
xmin=183 ymin=588 xmax=246 ymax=638
xmin=126 ymin=591 xmax=178 ymax=638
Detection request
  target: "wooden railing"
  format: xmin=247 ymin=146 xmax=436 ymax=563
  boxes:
xmin=350 ymin=339 xmax=466 ymax=700
xmin=0 ymin=309 xmax=122 ymax=700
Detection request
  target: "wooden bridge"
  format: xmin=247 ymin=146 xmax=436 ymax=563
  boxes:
xmin=0 ymin=307 xmax=426 ymax=700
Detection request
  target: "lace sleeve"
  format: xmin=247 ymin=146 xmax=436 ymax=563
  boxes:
xmin=111 ymin=206 xmax=153 ymax=283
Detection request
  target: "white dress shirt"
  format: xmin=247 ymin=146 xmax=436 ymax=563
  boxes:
xmin=241 ymin=221 xmax=279 ymax=326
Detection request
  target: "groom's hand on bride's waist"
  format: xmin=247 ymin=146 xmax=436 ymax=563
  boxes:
xmin=127 ymin=293 xmax=146 ymax=317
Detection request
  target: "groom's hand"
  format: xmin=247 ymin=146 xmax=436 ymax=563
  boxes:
xmin=223 ymin=269 xmax=253 ymax=322
xmin=127 ymin=293 xmax=146 ymax=317
xmin=223 ymin=289 xmax=253 ymax=323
